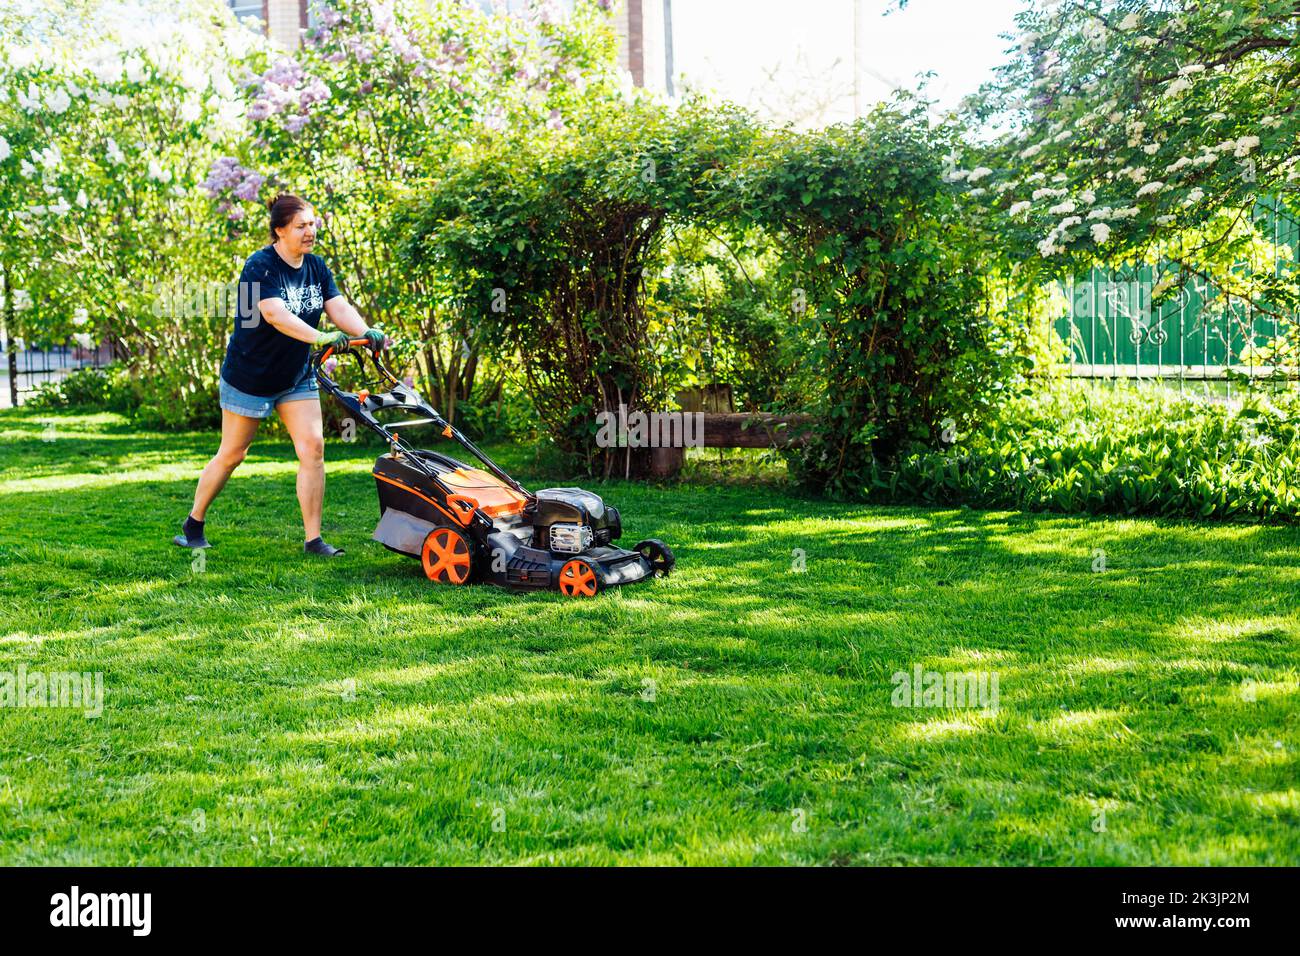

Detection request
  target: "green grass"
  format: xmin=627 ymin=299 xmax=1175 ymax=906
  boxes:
xmin=0 ymin=407 xmax=1297 ymax=865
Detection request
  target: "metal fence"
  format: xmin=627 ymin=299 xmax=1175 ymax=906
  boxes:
xmin=0 ymin=339 xmax=111 ymax=408
xmin=1051 ymin=199 xmax=1299 ymax=383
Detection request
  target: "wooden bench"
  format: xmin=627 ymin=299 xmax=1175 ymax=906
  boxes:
xmin=650 ymin=412 xmax=813 ymax=477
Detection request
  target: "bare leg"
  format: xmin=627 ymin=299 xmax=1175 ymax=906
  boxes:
xmin=191 ymin=409 xmax=260 ymax=521
xmin=277 ymin=397 xmax=325 ymax=542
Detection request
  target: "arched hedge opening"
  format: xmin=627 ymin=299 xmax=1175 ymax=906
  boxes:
xmin=396 ymin=95 xmax=1017 ymax=495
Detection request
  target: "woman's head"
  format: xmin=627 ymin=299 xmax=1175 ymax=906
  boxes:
xmin=268 ymin=193 xmax=317 ymax=254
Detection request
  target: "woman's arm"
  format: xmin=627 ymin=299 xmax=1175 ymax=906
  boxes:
xmin=323 ymin=295 xmax=369 ymax=337
xmin=258 ymin=297 xmax=325 ymax=344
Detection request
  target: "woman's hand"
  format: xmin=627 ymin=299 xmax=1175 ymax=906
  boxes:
xmin=314 ymin=330 xmax=352 ymax=354
xmin=361 ymin=328 xmax=386 ymax=352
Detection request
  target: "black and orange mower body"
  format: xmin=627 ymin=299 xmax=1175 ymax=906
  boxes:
xmin=312 ymin=339 xmax=674 ymax=596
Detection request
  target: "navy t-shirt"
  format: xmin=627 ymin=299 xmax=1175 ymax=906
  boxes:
xmin=221 ymin=245 xmax=342 ymax=396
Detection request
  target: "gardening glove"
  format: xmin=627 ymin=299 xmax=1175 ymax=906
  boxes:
xmin=360 ymin=328 xmax=386 ymax=353
xmin=314 ymin=330 xmax=351 ymax=355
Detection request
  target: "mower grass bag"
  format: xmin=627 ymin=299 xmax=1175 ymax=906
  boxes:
xmin=313 ymin=339 xmax=675 ymax=596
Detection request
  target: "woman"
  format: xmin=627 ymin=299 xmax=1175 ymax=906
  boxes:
xmin=172 ymin=193 xmax=381 ymax=557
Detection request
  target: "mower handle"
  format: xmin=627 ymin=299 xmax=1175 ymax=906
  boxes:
xmin=317 ymin=337 xmax=376 ymax=363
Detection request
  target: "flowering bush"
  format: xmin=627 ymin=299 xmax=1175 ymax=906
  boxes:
xmin=205 ymin=0 xmax=628 ymax=418
xmin=957 ymin=0 xmax=1299 ymax=317
xmin=0 ymin=0 xmax=265 ymax=424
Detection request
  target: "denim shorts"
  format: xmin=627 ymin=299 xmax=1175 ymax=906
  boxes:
xmin=219 ymin=365 xmax=319 ymax=419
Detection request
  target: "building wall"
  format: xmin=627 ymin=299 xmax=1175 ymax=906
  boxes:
xmin=265 ymin=0 xmax=305 ymax=50
xmin=236 ymin=0 xmax=671 ymax=96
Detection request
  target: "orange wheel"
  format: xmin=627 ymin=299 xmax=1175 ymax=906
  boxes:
xmin=421 ymin=527 xmax=473 ymax=585
xmin=558 ymin=559 xmax=600 ymax=597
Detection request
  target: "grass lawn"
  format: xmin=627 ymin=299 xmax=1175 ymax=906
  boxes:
xmin=0 ymin=406 xmax=1296 ymax=865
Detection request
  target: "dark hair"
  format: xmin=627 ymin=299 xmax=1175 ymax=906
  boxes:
xmin=268 ymin=193 xmax=311 ymax=242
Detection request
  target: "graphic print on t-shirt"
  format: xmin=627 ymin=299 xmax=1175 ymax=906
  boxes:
xmin=283 ymin=283 xmax=324 ymax=317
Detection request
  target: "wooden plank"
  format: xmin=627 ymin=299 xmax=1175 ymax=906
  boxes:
xmin=699 ymin=413 xmax=813 ymax=449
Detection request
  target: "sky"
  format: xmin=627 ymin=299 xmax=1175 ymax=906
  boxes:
xmin=670 ymin=0 xmax=1025 ymax=127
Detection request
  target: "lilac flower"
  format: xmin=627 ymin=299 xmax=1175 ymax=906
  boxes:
xmin=359 ymin=80 xmax=374 ymax=95
xmin=232 ymin=170 xmax=264 ymax=201
xmin=264 ymin=58 xmax=305 ymax=89
xmin=284 ymin=114 xmax=310 ymax=135
xmin=299 ymin=77 xmax=330 ymax=108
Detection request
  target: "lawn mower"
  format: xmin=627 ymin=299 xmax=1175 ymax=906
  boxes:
xmin=312 ymin=338 xmax=675 ymax=596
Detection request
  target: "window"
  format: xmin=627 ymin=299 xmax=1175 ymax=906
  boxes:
xmin=228 ymin=1 xmax=264 ymax=26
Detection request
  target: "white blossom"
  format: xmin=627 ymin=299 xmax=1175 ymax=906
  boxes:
xmin=45 ymin=87 xmax=72 ymax=114
xmin=967 ymin=167 xmax=993 ymax=183
xmin=1048 ymin=200 xmax=1076 ymax=215
xmin=1118 ymin=12 xmax=1140 ymax=30
xmin=1135 ymin=181 xmax=1164 ymax=197
xmin=1032 ymin=187 xmax=1067 ymax=200
xmin=106 ymin=138 xmax=125 ymax=164
xmin=147 ymin=158 xmax=172 ymax=183
xmin=19 ymin=159 xmax=36 ymax=178
xmin=1090 ymin=222 xmax=1112 ymax=244
xmin=1185 ymin=187 xmax=1205 ymax=204
xmin=1020 ymin=144 xmax=1043 ymax=159
xmin=36 ymin=144 xmax=62 ymax=170
xmin=92 ymin=58 xmax=122 ymax=84
xmin=73 ymin=308 xmax=89 ymax=327
xmin=124 ymin=55 xmax=146 ymax=84
xmin=73 ymin=332 xmax=94 ymax=350
xmin=1080 ymin=190 xmax=1096 ymax=204
xmin=1165 ymin=157 xmax=1192 ymax=174
xmin=17 ymin=83 xmax=41 ymax=112
xmin=1234 ymin=135 xmax=1260 ymax=158
xmin=1165 ymin=77 xmax=1192 ymax=97
xmin=0 ymin=136 xmax=9 ymax=162
xmin=1009 ymin=200 xmax=1032 ymax=217
xmin=75 ymin=189 xmax=88 ymax=208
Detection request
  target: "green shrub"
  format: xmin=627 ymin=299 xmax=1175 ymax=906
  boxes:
xmin=880 ymin=380 xmax=1300 ymax=522
xmin=455 ymin=382 xmax=536 ymax=444
xmin=27 ymin=367 xmax=117 ymax=411
xmin=397 ymin=93 xmax=760 ymax=475
xmin=735 ymin=104 xmax=1022 ymax=499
